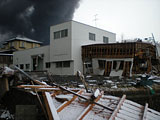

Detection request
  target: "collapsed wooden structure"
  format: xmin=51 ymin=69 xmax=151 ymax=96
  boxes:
xmin=82 ymin=42 xmax=157 ymax=76
xmin=15 ymin=66 xmax=160 ymax=120
xmin=18 ymin=84 xmax=160 ymax=120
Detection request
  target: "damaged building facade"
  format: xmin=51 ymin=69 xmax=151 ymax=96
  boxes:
xmin=82 ymin=42 xmax=157 ymax=76
xmin=13 ymin=21 xmax=116 ymax=75
xmin=13 ymin=21 xmax=158 ymax=76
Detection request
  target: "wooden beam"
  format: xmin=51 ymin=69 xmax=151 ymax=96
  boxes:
xmin=57 ymin=89 xmax=83 ymax=113
xmin=109 ymin=95 xmax=126 ymax=120
xmin=48 ymin=75 xmax=113 ymax=111
xmin=77 ymin=92 xmax=103 ymax=120
xmin=43 ymin=92 xmax=60 ymax=120
xmin=15 ymin=67 xmax=112 ymax=112
xmin=142 ymin=103 xmax=148 ymax=120
xmin=17 ymin=85 xmax=52 ymax=88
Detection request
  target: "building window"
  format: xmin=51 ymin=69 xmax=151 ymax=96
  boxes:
xmin=103 ymin=36 xmax=109 ymax=43
xmin=61 ymin=29 xmax=68 ymax=38
xmin=20 ymin=64 xmax=24 ymax=69
xmin=98 ymin=60 xmax=106 ymax=69
xmin=56 ymin=62 xmax=62 ymax=68
xmin=56 ymin=61 xmax=70 ymax=68
xmin=46 ymin=62 xmax=51 ymax=68
xmin=20 ymin=41 xmax=25 ymax=48
xmin=113 ymin=61 xmax=124 ymax=70
xmin=89 ymin=33 xmax=96 ymax=41
xmin=63 ymin=61 xmax=70 ymax=67
xmin=25 ymin=64 xmax=30 ymax=69
xmin=54 ymin=31 xmax=61 ymax=39
xmin=54 ymin=29 xmax=68 ymax=39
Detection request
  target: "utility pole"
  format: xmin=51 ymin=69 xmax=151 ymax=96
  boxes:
xmin=93 ymin=14 xmax=98 ymax=27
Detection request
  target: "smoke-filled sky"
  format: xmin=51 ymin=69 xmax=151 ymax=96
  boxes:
xmin=73 ymin=0 xmax=160 ymax=42
xmin=0 ymin=0 xmax=80 ymax=44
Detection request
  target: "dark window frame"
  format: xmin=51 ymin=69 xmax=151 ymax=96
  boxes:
xmin=103 ymin=36 xmax=109 ymax=43
xmin=63 ymin=61 xmax=70 ymax=67
xmin=61 ymin=29 xmax=68 ymax=38
xmin=98 ymin=60 xmax=106 ymax=69
xmin=46 ymin=62 xmax=51 ymax=68
xmin=54 ymin=29 xmax=68 ymax=39
xmin=55 ymin=61 xmax=70 ymax=68
xmin=20 ymin=64 xmax=24 ymax=69
xmin=25 ymin=64 xmax=30 ymax=69
xmin=54 ymin=31 xmax=61 ymax=39
xmin=56 ymin=62 xmax=62 ymax=68
xmin=89 ymin=33 xmax=96 ymax=41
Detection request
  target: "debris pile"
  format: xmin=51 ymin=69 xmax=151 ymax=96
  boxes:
xmin=0 ymin=66 xmax=160 ymax=119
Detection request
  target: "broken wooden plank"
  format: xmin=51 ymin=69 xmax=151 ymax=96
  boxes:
xmin=142 ymin=103 xmax=148 ymax=120
xmin=15 ymin=67 xmax=113 ymax=111
xmin=76 ymin=92 xmax=103 ymax=120
xmin=76 ymin=71 xmax=89 ymax=92
xmin=29 ymin=80 xmax=48 ymax=120
xmin=43 ymin=92 xmax=60 ymax=120
xmin=17 ymin=85 xmax=52 ymax=88
xmin=109 ymin=95 xmax=126 ymax=120
xmin=122 ymin=102 xmax=142 ymax=112
xmin=57 ymin=90 xmax=83 ymax=113
xmin=125 ymin=99 xmax=143 ymax=109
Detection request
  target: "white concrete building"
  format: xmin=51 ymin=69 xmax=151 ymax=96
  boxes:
xmin=13 ymin=20 xmax=116 ymax=75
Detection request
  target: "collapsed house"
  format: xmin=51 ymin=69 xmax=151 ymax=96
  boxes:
xmin=82 ymin=41 xmax=158 ymax=76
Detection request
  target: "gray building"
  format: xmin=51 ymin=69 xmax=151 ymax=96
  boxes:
xmin=13 ymin=20 xmax=116 ymax=75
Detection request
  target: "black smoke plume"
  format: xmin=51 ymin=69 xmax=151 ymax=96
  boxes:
xmin=0 ymin=0 xmax=81 ymax=44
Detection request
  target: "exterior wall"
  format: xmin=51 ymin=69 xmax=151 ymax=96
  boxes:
xmin=71 ymin=21 xmax=116 ymax=74
xmin=12 ymin=21 xmax=116 ymax=75
xmin=92 ymin=58 xmax=133 ymax=76
xmin=50 ymin=21 xmax=72 ymax=62
xmin=50 ymin=61 xmax=74 ymax=75
xmin=49 ymin=21 xmax=74 ymax=75
xmin=92 ymin=58 xmax=105 ymax=75
xmin=13 ymin=45 xmax=50 ymax=71
xmin=49 ymin=21 xmax=116 ymax=75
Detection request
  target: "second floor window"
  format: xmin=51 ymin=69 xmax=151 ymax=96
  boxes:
xmin=54 ymin=29 xmax=68 ymax=39
xmin=54 ymin=31 xmax=61 ymax=39
xmin=61 ymin=29 xmax=68 ymax=38
xmin=103 ymin=36 xmax=109 ymax=43
xmin=89 ymin=33 xmax=96 ymax=41
xmin=21 ymin=41 xmax=25 ymax=47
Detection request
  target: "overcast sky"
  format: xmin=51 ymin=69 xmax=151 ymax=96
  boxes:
xmin=73 ymin=0 xmax=160 ymax=42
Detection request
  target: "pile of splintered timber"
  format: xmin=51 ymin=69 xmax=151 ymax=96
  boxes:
xmin=15 ymin=66 xmax=160 ymax=120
